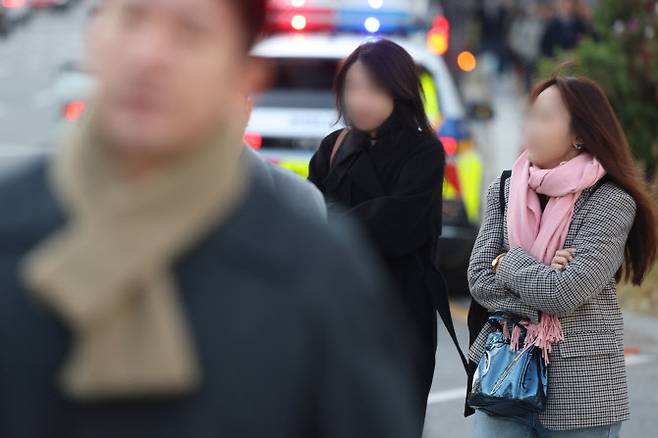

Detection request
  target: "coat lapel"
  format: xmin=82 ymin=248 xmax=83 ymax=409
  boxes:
xmin=331 ymin=130 xmax=362 ymax=167
xmin=322 ymin=123 xmax=410 ymax=200
xmin=323 ymin=130 xmax=386 ymax=197
xmin=345 ymin=125 xmax=407 ymax=197
xmin=573 ymin=186 xmax=594 ymax=215
xmin=322 ymin=132 xmax=361 ymax=194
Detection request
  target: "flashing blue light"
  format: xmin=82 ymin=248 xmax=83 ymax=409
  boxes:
xmin=438 ymin=118 xmax=470 ymax=140
xmin=335 ymin=8 xmax=422 ymax=34
xmin=369 ymin=0 xmax=384 ymax=9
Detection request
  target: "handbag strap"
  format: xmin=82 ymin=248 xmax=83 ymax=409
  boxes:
xmin=499 ymin=170 xmax=512 ymax=215
xmin=488 ymin=312 xmax=525 ymax=329
xmin=436 ymin=272 xmax=470 ymax=372
xmin=329 ymin=128 xmax=349 ymax=167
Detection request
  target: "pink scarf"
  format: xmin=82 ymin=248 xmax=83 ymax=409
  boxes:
xmin=505 ymin=150 xmax=606 ymax=363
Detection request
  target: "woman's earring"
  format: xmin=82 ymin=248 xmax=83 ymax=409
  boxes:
xmin=574 ymin=142 xmax=584 ymax=150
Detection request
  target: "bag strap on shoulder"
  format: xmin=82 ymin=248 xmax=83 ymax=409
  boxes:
xmin=591 ymin=174 xmax=610 ymax=194
xmin=499 ymin=170 xmax=512 ymax=215
xmin=329 ymin=129 xmax=349 ymax=167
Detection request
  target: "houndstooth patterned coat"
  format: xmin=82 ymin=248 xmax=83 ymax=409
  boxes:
xmin=467 ymin=175 xmax=635 ymax=431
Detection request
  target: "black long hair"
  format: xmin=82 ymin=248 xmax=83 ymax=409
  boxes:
xmin=334 ymin=39 xmax=435 ymax=137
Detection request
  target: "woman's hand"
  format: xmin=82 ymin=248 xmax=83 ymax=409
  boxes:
xmin=551 ymin=248 xmax=576 ymax=270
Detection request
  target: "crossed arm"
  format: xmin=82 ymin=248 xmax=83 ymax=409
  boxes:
xmin=468 ymin=179 xmax=541 ymax=323
xmin=494 ymin=189 xmax=636 ymax=317
xmin=469 ymin=179 xmax=636 ymax=320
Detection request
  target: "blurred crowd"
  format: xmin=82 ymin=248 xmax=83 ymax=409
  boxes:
xmin=473 ymin=0 xmax=596 ymax=90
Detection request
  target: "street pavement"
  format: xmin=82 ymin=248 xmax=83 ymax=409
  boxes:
xmin=0 ymin=5 xmax=656 ymax=437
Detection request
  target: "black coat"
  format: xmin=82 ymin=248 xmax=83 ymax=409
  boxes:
xmin=0 ymin=161 xmax=421 ymax=438
xmin=308 ymin=117 xmax=446 ymax=413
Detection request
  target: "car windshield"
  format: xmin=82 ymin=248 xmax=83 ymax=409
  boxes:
xmin=253 ymin=57 xmax=442 ymax=123
xmin=254 ymin=58 xmax=339 ymax=109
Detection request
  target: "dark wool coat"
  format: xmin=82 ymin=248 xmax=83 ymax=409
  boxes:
xmin=0 ymin=160 xmax=422 ymax=438
xmin=308 ymin=115 xmax=446 ymax=418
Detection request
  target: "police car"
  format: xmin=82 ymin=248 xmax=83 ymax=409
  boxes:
xmin=249 ymin=0 xmax=483 ymax=287
xmin=52 ymin=0 xmax=484 ymax=290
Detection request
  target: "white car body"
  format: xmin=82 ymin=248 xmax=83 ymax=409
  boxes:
xmin=45 ymin=8 xmax=483 ymax=284
xmin=247 ymin=32 xmax=464 ymax=165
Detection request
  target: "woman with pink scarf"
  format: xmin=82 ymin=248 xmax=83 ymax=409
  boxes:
xmin=466 ymin=75 xmax=657 ymax=437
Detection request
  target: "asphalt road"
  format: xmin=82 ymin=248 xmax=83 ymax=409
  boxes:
xmin=0 ymin=4 xmax=656 ymax=437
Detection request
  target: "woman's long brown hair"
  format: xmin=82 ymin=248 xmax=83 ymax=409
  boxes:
xmin=530 ymin=75 xmax=657 ymax=285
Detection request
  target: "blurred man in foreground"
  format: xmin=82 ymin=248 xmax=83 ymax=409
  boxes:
xmin=0 ymin=1 xmax=419 ymax=437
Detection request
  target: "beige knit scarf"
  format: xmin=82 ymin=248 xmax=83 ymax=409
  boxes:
xmin=21 ymin=110 xmax=247 ymax=400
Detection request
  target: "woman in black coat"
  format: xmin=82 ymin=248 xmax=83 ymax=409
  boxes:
xmin=308 ymin=39 xmax=446 ymax=429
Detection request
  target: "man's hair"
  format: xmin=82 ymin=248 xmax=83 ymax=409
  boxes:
xmin=231 ymin=0 xmax=267 ymax=49
xmin=94 ymin=1 xmax=267 ymax=49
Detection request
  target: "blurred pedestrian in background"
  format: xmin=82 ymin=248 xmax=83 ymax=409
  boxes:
xmin=309 ymin=39 xmax=464 ymax=434
xmin=507 ymin=0 xmax=552 ymax=91
xmin=467 ymin=74 xmax=657 ymax=437
xmin=472 ymin=0 xmax=595 ymax=89
xmin=540 ymin=0 xmax=590 ymax=58
xmin=0 ymin=1 xmax=420 ymax=437
xmin=475 ymin=0 xmax=514 ymax=76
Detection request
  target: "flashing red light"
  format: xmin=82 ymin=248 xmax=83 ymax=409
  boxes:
xmin=427 ymin=15 xmax=450 ymax=55
xmin=433 ymin=15 xmax=450 ymax=34
xmin=440 ymin=136 xmax=458 ymax=156
xmin=266 ymin=2 xmax=334 ymax=33
xmin=244 ymin=132 xmax=263 ymax=149
xmin=3 ymin=0 xmax=27 ymax=8
xmin=64 ymin=101 xmax=85 ymax=122
xmin=291 ymin=14 xmax=307 ymax=31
